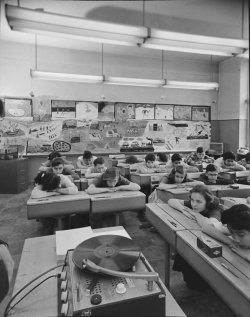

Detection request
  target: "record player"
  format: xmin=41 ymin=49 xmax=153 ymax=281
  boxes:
xmin=58 ymin=235 xmax=167 ymax=316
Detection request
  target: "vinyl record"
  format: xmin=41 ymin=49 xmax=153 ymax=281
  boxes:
xmin=73 ymin=235 xmax=141 ymax=272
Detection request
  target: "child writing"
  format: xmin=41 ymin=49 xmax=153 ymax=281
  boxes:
xmin=136 ymin=153 xmax=166 ymax=174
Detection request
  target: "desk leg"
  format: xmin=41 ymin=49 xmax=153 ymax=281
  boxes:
xmin=55 ymin=217 xmax=64 ymax=231
xmin=165 ymin=242 xmax=171 ymax=289
xmin=115 ymin=214 xmax=120 ymax=226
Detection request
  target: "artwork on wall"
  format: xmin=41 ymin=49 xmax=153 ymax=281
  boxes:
xmin=51 ymin=100 xmax=75 ymax=119
xmin=4 ymin=98 xmax=32 ymax=120
xmin=192 ymin=106 xmax=210 ymax=121
xmin=174 ymin=105 xmax=192 ymax=120
xmin=135 ymin=104 xmax=154 ymax=120
xmin=98 ymin=102 xmax=115 ymax=121
xmin=115 ymin=103 xmax=136 ymax=121
xmin=75 ymin=101 xmax=98 ymax=119
xmin=32 ymin=96 xmax=51 ymax=122
xmin=155 ymin=105 xmax=174 ymax=120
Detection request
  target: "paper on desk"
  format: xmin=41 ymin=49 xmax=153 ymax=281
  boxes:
xmin=56 ymin=226 xmax=130 ymax=256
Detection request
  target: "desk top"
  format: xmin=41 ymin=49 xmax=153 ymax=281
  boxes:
xmin=176 ymin=230 xmax=250 ymax=317
xmin=27 ymin=191 xmax=90 ymax=205
xmin=90 ymin=190 xmax=145 ymax=201
xmin=221 ymin=197 xmax=250 ymax=208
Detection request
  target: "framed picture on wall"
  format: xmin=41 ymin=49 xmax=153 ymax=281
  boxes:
xmin=4 ymin=98 xmax=32 ymax=120
xmin=115 ymin=103 xmax=136 ymax=121
xmin=51 ymin=100 xmax=75 ymax=119
xmin=155 ymin=104 xmax=174 ymax=120
xmin=173 ymin=105 xmax=192 ymax=120
xmin=191 ymin=106 xmax=210 ymax=121
xmin=76 ymin=101 xmax=98 ymax=119
xmin=135 ymin=103 xmax=154 ymax=120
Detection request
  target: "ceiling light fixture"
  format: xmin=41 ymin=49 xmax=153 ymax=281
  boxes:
xmin=105 ymin=76 xmax=165 ymax=87
xmin=31 ymin=70 xmax=104 ymax=83
xmin=6 ymin=4 xmax=147 ymax=47
xmin=162 ymin=80 xmax=219 ymax=90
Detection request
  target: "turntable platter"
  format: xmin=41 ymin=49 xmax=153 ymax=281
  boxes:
xmin=72 ymin=235 xmax=141 ymax=272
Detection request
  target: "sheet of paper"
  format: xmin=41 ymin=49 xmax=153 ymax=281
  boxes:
xmin=55 ymin=226 xmax=129 ymax=256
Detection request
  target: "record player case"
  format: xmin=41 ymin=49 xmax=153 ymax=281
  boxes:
xmin=59 ymin=251 xmax=167 ymax=317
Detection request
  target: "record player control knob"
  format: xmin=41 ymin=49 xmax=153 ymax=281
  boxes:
xmin=90 ymin=294 xmax=102 ymax=305
xmin=61 ymin=280 xmax=68 ymax=291
xmin=61 ymin=291 xmax=68 ymax=303
xmin=61 ymin=302 xmax=69 ymax=316
xmin=60 ymin=271 xmax=67 ymax=280
xmin=116 ymin=283 xmax=127 ymax=294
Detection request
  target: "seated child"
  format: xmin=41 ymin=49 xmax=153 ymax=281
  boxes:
xmin=221 ymin=204 xmax=250 ymax=262
xmin=0 ymin=240 xmax=14 ymax=303
xmin=31 ymin=171 xmax=78 ymax=199
xmin=85 ymin=157 xmax=107 ymax=179
xmin=39 ymin=151 xmax=74 ymax=172
xmin=214 ymin=151 xmax=246 ymax=171
xmin=199 ymin=163 xmax=234 ymax=185
xmin=165 ymin=153 xmax=199 ymax=173
xmin=168 ymin=184 xmax=223 ymax=290
xmin=124 ymin=155 xmax=143 ymax=171
xmin=136 ymin=153 xmax=165 ymax=174
xmin=86 ymin=167 xmax=140 ymax=195
xmin=48 ymin=157 xmax=80 ymax=180
xmin=86 ymin=167 xmax=140 ymax=228
xmin=76 ymin=150 xmax=97 ymax=169
xmin=158 ymin=165 xmax=202 ymax=191
xmin=156 ymin=152 xmax=168 ymax=165
xmin=185 ymin=146 xmax=214 ymax=166
xmin=238 ymin=152 xmax=250 ymax=170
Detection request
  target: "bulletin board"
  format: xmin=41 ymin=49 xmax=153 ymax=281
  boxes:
xmin=0 ymin=98 xmax=211 ymax=155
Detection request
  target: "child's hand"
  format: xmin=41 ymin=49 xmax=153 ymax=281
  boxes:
xmin=108 ymin=187 xmax=119 ymax=192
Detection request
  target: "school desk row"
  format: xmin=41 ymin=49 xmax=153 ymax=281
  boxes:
xmin=145 ymin=202 xmax=250 ymax=317
xmin=155 ymin=183 xmax=250 ymax=204
xmin=27 ymin=190 xmax=146 ymax=230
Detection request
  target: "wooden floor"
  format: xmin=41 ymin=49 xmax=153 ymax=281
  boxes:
xmin=0 ymin=186 xmax=235 ymax=317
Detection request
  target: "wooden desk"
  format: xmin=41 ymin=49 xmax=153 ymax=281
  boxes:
xmin=131 ymin=172 xmax=167 ymax=186
xmin=27 ymin=192 xmax=90 ymax=224
xmin=90 ymin=191 xmax=146 ymax=225
xmin=10 ymin=227 xmax=186 ymax=317
xmin=155 ymin=184 xmax=250 ymax=204
xmin=177 ymin=230 xmax=250 ymax=317
xmin=220 ymin=197 xmax=250 ymax=208
xmin=145 ymin=203 xmax=200 ymax=287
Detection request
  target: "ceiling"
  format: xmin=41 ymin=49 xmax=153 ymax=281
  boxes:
xmin=0 ymin=0 xmax=247 ymax=63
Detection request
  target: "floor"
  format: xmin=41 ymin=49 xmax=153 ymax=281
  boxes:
xmin=0 ymin=186 xmax=235 ymax=317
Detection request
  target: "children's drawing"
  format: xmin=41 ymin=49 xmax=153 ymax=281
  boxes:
xmin=135 ymin=104 xmax=154 ymax=120
xmin=174 ymin=105 xmax=192 ymax=120
xmin=98 ymin=102 xmax=115 ymax=121
xmin=155 ymin=105 xmax=174 ymax=120
xmin=32 ymin=96 xmax=51 ymax=121
xmin=192 ymin=106 xmax=210 ymax=121
xmin=115 ymin=103 xmax=135 ymax=121
xmin=76 ymin=101 xmax=98 ymax=119
xmin=51 ymin=100 xmax=75 ymax=119
xmin=28 ymin=121 xmax=62 ymax=141
xmin=4 ymin=98 xmax=32 ymax=119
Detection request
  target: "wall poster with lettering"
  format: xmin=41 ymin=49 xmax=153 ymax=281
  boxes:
xmin=173 ymin=105 xmax=192 ymax=120
xmin=135 ymin=104 xmax=154 ymax=120
xmin=192 ymin=106 xmax=210 ymax=121
xmin=115 ymin=103 xmax=136 ymax=121
xmin=51 ymin=100 xmax=75 ymax=119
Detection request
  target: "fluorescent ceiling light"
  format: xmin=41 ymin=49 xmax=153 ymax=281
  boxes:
xmin=6 ymin=4 xmax=147 ymax=46
xmin=236 ymin=49 xmax=249 ymax=59
xmin=31 ymin=70 xmax=104 ymax=83
xmin=142 ymin=29 xmax=248 ymax=56
xmin=105 ymin=76 xmax=165 ymax=87
xmin=163 ymin=80 xmax=219 ymax=90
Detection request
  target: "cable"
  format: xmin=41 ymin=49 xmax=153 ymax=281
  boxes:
xmin=4 ymin=264 xmax=63 ymax=317
xmin=5 ymin=275 xmax=57 ymax=317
